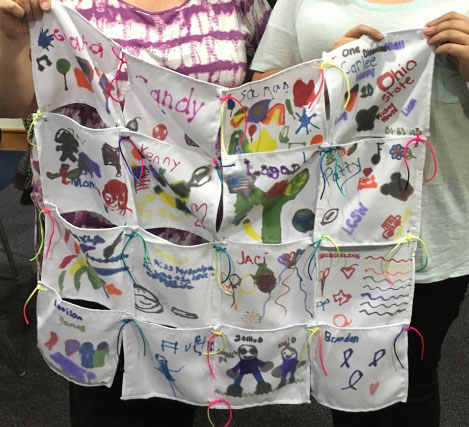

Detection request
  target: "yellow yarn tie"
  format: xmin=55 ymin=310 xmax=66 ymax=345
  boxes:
xmin=320 ymin=61 xmax=351 ymax=109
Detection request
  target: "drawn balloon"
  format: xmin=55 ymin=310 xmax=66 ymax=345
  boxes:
xmin=56 ymin=58 xmax=71 ymax=91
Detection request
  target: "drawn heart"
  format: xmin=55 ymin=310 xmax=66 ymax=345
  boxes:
xmin=340 ymin=264 xmax=358 ymax=279
xmin=191 ymin=203 xmax=208 ymax=229
xmin=286 ymin=251 xmax=296 ymax=266
xmin=293 ymin=79 xmax=315 ymax=108
xmin=363 ymin=168 xmax=373 ymax=177
xmin=370 ymin=382 xmax=380 ymax=396
xmin=319 ymin=267 xmax=330 ymax=282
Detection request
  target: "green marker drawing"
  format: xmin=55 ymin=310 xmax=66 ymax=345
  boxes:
xmin=285 ymin=99 xmax=296 ymax=120
xmin=56 ymin=58 xmax=71 ymax=91
xmin=234 ymin=169 xmax=310 ymax=243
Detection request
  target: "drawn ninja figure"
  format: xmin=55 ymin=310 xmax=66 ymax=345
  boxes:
xmin=154 ymin=353 xmax=184 ymax=397
xmin=55 ymin=128 xmax=80 ymax=162
xmin=271 ymin=347 xmax=303 ymax=388
xmin=226 ymin=344 xmax=273 ymax=397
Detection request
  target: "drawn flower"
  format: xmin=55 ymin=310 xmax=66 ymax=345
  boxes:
xmin=389 ymin=144 xmax=404 ymax=160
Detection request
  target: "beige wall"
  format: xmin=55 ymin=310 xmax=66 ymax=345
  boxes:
xmin=0 ymin=118 xmax=24 ymax=129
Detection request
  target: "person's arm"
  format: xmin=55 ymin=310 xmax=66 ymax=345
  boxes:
xmin=249 ymin=0 xmax=301 ymax=81
xmin=0 ymin=0 xmax=50 ymax=118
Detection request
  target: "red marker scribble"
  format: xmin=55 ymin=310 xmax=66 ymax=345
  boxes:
xmin=105 ymin=284 xmax=123 ymax=296
xmin=44 ymin=331 xmax=58 ymax=350
xmin=136 ymin=75 xmax=148 ymax=83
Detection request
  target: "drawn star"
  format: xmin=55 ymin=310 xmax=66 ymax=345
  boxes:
xmin=333 ymin=289 xmax=352 ymax=306
xmin=38 ymin=28 xmax=54 ymax=51
xmin=295 ymin=108 xmax=319 ymax=135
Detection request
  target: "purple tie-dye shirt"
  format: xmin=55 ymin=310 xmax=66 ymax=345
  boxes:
xmin=33 ymin=0 xmax=270 ymax=246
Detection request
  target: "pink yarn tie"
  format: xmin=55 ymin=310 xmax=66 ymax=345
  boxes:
xmin=404 ymin=131 xmax=437 ymax=183
xmin=108 ymin=47 xmax=127 ymax=103
xmin=219 ymin=94 xmax=247 ymax=147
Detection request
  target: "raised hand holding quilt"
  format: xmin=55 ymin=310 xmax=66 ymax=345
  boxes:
xmin=28 ymin=3 xmax=435 ymax=415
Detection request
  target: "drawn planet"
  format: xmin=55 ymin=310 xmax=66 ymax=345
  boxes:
xmin=247 ymin=99 xmax=271 ymax=123
xmin=152 ymin=124 xmax=168 ymax=140
xmin=134 ymin=285 xmax=164 ymax=314
xmin=253 ymin=263 xmax=276 ymax=293
xmin=292 ymin=209 xmax=315 ymax=233
xmin=65 ymin=339 xmax=81 ymax=357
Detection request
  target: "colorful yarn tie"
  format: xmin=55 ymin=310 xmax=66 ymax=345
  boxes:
xmin=212 ymin=158 xmax=235 ymax=183
xmin=27 ymin=109 xmax=44 ymax=147
xmin=117 ymin=318 xmax=147 ymax=357
xmin=219 ymin=94 xmax=247 ymax=154
xmin=320 ymin=60 xmax=351 ymax=109
xmin=205 ymin=330 xmax=227 ymax=380
xmin=297 ymin=327 xmax=328 ymax=376
xmin=308 ymin=66 xmax=325 ymax=109
xmin=393 ymin=326 xmax=425 ymax=369
xmin=23 ymin=284 xmax=47 ymax=325
xmin=119 ymin=136 xmax=144 ymax=184
xmin=214 ymin=247 xmax=234 ymax=297
xmin=120 ymin=231 xmax=149 ymax=285
xmin=384 ymin=234 xmax=429 ymax=285
xmin=307 ymin=235 xmax=340 ymax=280
xmin=403 ymin=131 xmax=437 ymax=184
xmin=320 ymin=147 xmax=344 ymax=199
xmin=108 ymin=47 xmax=127 ymax=103
xmin=207 ymin=399 xmax=233 ymax=427
xmin=30 ymin=208 xmax=55 ymax=261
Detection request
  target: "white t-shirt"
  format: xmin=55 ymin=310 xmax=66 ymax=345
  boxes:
xmin=251 ymin=0 xmax=469 ymax=284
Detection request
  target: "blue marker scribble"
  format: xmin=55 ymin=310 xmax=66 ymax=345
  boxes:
xmin=38 ymin=28 xmax=54 ymax=51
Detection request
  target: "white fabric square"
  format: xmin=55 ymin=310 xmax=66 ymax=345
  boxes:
xmin=41 ymin=205 xmax=134 ymax=313
xmin=124 ymin=53 xmax=224 ymax=155
xmin=36 ymin=112 xmax=137 ymax=226
xmin=36 ymin=284 xmax=121 ymax=386
xmin=30 ymin=3 xmax=124 ymax=126
xmin=121 ymin=321 xmax=212 ymax=405
xmin=221 ymin=59 xmax=325 ymax=154
xmin=219 ymin=145 xmax=320 ymax=244
xmin=314 ymin=137 xmax=425 ymax=245
xmin=129 ymin=234 xmax=218 ymax=328
xmin=314 ymin=244 xmax=415 ymax=328
xmin=219 ymin=239 xmax=315 ymax=329
xmin=211 ymin=325 xmax=311 ymax=408
xmin=123 ymin=131 xmax=221 ymax=240
xmin=310 ymin=325 xmax=408 ymax=411
xmin=323 ymin=29 xmax=434 ymax=143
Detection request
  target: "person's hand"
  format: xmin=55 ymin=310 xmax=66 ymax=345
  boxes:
xmin=332 ymin=25 xmax=384 ymax=50
xmin=0 ymin=0 xmax=51 ymax=40
xmin=425 ymin=12 xmax=469 ymax=82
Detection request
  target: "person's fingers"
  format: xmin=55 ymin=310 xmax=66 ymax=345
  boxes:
xmin=434 ymin=42 xmax=468 ymax=59
xmin=39 ymin=0 xmax=51 ymax=11
xmin=0 ymin=0 xmax=25 ymax=18
xmin=424 ymin=20 xmax=469 ymax=38
xmin=332 ymin=37 xmax=357 ymax=49
xmin=427 ymin=29 xmax=469 ymax=47
xmin=426 ymin=11 xmax=469 ymax=27
xmin=344 ymin=24 xmax=384 ymax=41
xmin=13 ymin=0 xmax=33 ymax=20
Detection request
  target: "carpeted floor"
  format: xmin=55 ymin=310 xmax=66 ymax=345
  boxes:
xmin=0 ymin=183 xmax=467 ymax=427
